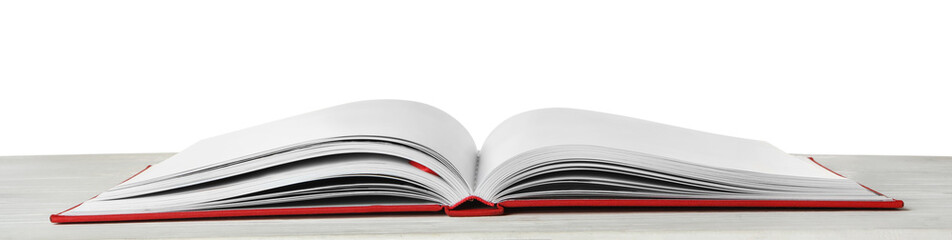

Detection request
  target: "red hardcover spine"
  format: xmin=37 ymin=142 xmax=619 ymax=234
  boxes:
xmin=444 ymin=196 xmax=504 ymax=217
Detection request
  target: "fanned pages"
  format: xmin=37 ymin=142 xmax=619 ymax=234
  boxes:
xmin=60 ymin=100 xmax=477 ymax=216
xmin=51 ymin=100 xmax=902 ymax=223
xmin=473 ymin=108 xmax=880 ymax=202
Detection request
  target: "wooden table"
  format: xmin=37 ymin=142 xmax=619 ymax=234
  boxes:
xmin=1 ymin=153 xmax=949 ymax=239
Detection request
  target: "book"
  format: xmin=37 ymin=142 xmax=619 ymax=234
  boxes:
xmin=50 ymin=100 xmax=903 ymax=223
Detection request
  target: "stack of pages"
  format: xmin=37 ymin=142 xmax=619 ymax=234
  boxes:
xmin=51 ymin=100 xmax=902 ymax=223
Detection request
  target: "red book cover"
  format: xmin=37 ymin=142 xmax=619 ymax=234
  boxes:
xmin=50 ymin=157 xmax=903 ymax=223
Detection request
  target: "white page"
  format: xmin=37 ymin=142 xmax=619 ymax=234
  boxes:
xmin=478 ymin=108 xmax=841 ymax=184
xmin=69 ymin=153 xmax=453 ymax=215
xmin=120 ymin=100 xmax=478 ymax=187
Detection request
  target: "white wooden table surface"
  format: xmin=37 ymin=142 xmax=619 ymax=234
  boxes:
xmin=1 ymin=153 xmax=949 ymax=239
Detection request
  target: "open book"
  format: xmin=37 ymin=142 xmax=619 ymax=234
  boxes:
xmin=51 ymin=100 xmax=903 ymax=223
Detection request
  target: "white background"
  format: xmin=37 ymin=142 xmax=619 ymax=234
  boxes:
xmin=1 ymin=1 xmax=949 ymax=156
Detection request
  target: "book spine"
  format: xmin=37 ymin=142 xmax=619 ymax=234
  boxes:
xmin=444 ymin=196 xmax=505 ymax=217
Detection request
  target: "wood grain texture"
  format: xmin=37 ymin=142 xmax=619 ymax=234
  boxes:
xmin=1 ymin=153 xmax=949 ymax=239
